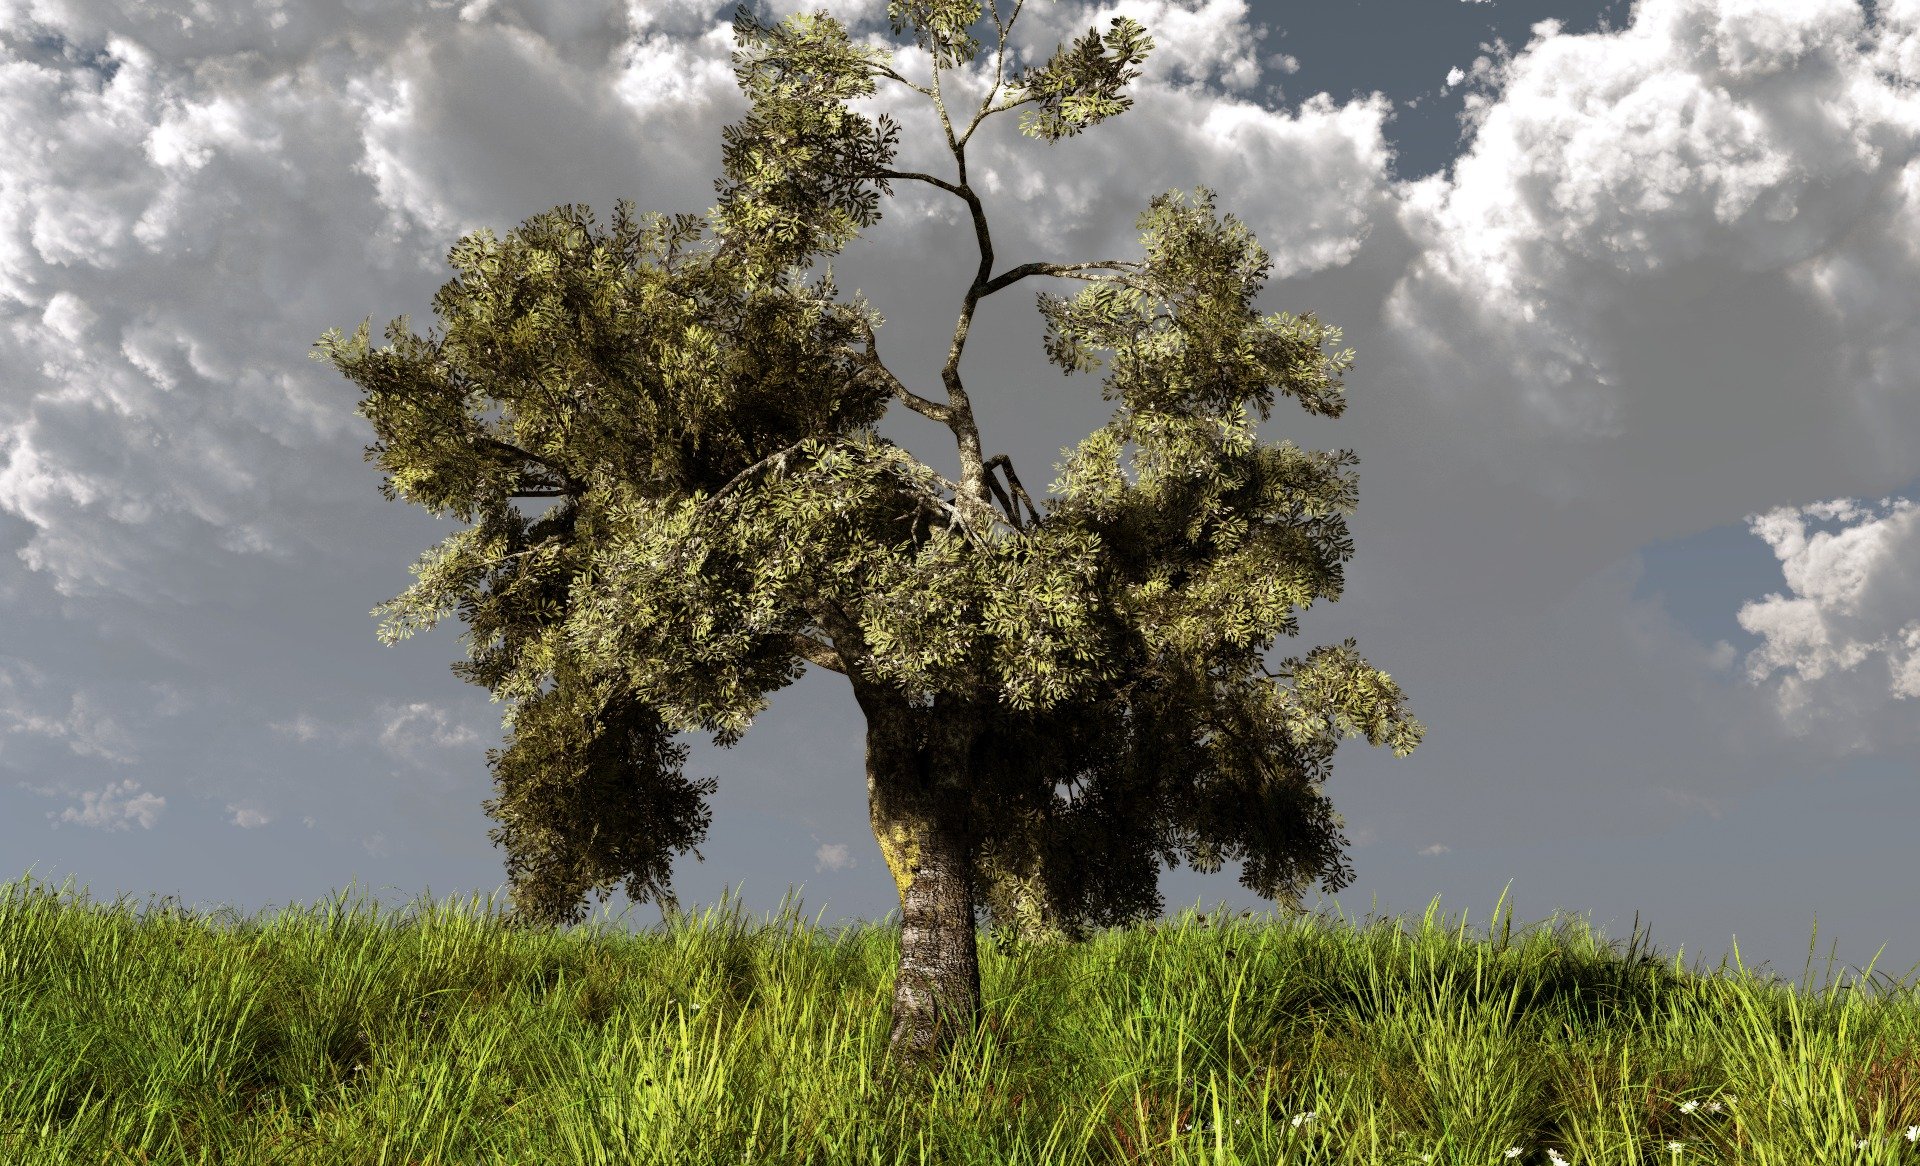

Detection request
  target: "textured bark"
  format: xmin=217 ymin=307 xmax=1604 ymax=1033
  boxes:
xmin=854 ymin=683 xmax=986 ymax=1085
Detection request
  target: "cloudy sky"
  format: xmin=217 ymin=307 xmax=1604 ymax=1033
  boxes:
xmin=5 ymin=0 xmax=1920 ymax=1003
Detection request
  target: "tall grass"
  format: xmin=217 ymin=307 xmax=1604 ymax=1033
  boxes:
xmin=2 ymin=869 xmax=1918 ymax=1165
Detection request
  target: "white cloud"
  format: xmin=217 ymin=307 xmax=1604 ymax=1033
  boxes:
xmin=0 ymin=664 xmax=142 ymax=765
xmin=268 ymin=712 xmax=352 ymax=746
xmin=226 ymin=802 xmax=272 ymax=828
xmin=376 ymin=702 xmax=485 ymax=763
xmin=814 ymin=841 xmax=856 ymax=872
xmin=0 ymin=3 xmax=734 ymax=845
xmin=38 ymin=292 xmax=99 ymax=344
xmin=45 ymin=778 xmax=165 ymax=831
xmin=1379 ymin=0 xmax=1920 ymax=519
xmin=1735 ymin=497 xmax=1920 ymax=749
xmin=1001 ymin=0 xmax=1271 ymax=92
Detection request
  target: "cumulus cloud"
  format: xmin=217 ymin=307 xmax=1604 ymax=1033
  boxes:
xmin=1011 ymin=0 xmax=1271 ymax=90
xmin=1385 ymin=0 xmax=1920 ymax=513
xmin=0 ymin=0 xmax=1386 ymax=616
xmin=1734 ymin=497 xmax=1920 ymax=750
xmin=45 ymin=778 xmax=165 ymax=831
xmin=0 ymin=0 xmax=757 ymax=843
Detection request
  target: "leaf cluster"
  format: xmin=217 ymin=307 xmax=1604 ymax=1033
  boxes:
xmin=312 ymin=199 xmax=922 ymax=926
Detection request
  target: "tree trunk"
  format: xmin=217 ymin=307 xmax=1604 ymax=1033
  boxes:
xmin=856 ymin=686 xmax=986 ymax=1087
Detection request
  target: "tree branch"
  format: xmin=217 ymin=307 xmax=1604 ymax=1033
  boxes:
xmin=683 ymin=433 xmax=1013 ymax=554
xmin=868 ymin=64 xmax=935 ymax=99
xmin=849 ymin=316 xmax=953 ymax=424
xmin=869 ymin=167 xmax=967 ymax=198
xmin=982 ymin=464 xmax=1021 ymax=531
xmin=957 ymin=0 xmax=1029 ymax=151
xmin=984 ymin=454 xmax=1043 ymax=528
xmin=979 ymin=259 xmax=1140 ymax=299
xmin=474 ymin=434 xmax=588 ymax=495
xmin=787 ymin=630 xmax=846 ymax=674
xmin=691 ymin=436 xmax=820 ymax=522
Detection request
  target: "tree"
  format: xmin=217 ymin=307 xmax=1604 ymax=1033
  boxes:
xmin=310 ymin=0 xmax=1425 ymax=1089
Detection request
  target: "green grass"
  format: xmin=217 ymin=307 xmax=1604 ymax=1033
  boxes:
xmin=3 ymin=871 xmax=1919 ymax=1166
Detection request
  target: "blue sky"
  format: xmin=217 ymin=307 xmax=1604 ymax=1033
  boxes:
xmin=4 ymin=0 xmax=1920 ymax=1004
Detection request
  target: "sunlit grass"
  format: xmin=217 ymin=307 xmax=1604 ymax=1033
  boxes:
xmin=3 ymin=869 xmax=1918 ymax=1164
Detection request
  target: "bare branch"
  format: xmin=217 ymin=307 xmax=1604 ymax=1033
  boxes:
xmin=982 ymin=463 xmax=1021 ymax=531
xmin=849 ymin=315 xmax=953 ymax=424
xmin=979 ymin=259 xmax=1140 ymax=299
xmin=868 ymin=63 xmax=935 ymax=98
xmin=985 ymin=453 xmax=1043 ymax=527
xmin=958 ymin=0 xmax=1029 ymax=150
xmin=787 ymin=631 xmax=846 ymax=674
xmin=869 ymin=167 xmax=967 ymax=198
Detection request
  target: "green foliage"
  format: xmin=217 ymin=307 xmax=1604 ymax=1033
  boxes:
xmin=1006 ymin=14 xmax=1154 ymax=142
xmin=312 ymin=0 xmax=1425 ymax=943
xmin=886 ymin=1 xmax=988 ymax=71
xmin=480 ymin=635 xmax=718 ymax=932
xmin=720 ymin=4 xmax=903 ymax=278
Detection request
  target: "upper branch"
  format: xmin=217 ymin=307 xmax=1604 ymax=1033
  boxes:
xmin=870 ymin=167 xmax=967 ymax=199
xmin=848 ymin=315 xmax=953 ymax=424
xmin=930 ymin=38 xmax=962 ymax=162
xmin=959 ymin=0 xmax=1029 ymax=150
xmin=984 ymin=454 xmax=1041 ymax=527
xmin=691 ymin=436 xmax=819 ymax=523
xmin=868 ymin=63 xmax=936 ymax=98
xmin=979 ymin=259 xmax=1141 ymax=298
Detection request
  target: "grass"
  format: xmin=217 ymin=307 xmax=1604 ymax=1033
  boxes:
xmin=2 ymin=871 xmax=1919 ymax=1166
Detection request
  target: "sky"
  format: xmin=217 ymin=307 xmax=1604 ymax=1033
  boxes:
xmin=4 ymin=0 xmax=1920 ymax=1007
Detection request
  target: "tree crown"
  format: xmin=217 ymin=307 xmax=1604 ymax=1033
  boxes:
xmin=311 ymin=0 xmax=1423 ymax=938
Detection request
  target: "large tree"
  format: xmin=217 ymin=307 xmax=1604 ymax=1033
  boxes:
xmin=311 ymin=0 xmax=1425 ymax=1086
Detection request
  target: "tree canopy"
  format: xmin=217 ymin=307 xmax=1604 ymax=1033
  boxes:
xmin=313 ymin=0 xmax=1425 ymax=1075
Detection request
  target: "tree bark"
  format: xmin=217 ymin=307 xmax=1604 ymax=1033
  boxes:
xmin=854 ymin=683 xmax=987 ymax=1087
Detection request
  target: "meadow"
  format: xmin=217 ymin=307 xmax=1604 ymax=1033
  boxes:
xmin=2 ymin=870 xmax=1918 ymax=1165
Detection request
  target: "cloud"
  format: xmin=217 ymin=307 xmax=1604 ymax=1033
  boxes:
xmin=814 ymin=841 xmax=857 ymax=872
xmin=226 ymin=802 xmax=273 ymax=829
xmin=0 ymin=660 xmax=143 ymax=765
xmin=0 ymin=1 xmax=759 ymax=840
xmin=1001 ymin=0 xmax=1271 ymax=91
xmin=0 ymin=0 xmax=1388 ymax=616
xmin=1735 ymin=497 xmax=1920 ymax=751
xmin=375 ymin=701 xmax=485 ymax=764
xmin=1384 ymin=0 xmax=1920 ymax=507
xmin=1326 ymin=0 xmax=1920 ymax=781
xmin=45 ymin=778 xmax=165 ymax=831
